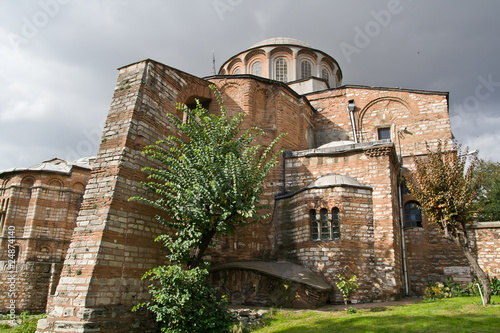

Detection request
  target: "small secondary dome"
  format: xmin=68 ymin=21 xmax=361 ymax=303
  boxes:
xmin=250 ymin=37 xmax=312 ymax=48
xmin=307 ymin=174 xmax=368 ymax=189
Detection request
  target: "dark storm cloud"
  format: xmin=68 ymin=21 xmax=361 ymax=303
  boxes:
xmin=1 ymin=0 xmax=499 ymax=170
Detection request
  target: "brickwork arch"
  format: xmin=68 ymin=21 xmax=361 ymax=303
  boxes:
xmin=21 ymin=176 xmax=35 ymax=187
xmin=48 ymin=179 xmax=63 ymax=188
xmin=72 ymin=182 xmax=85 ymax=192
xmin=357 ymin=97 xmax=415 ymax=143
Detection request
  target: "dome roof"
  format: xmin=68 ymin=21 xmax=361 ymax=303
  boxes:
xmin=307 ymin=173 xmax=368 ymax=189
xmin=250 ymin=37 xmax=311 ymax=49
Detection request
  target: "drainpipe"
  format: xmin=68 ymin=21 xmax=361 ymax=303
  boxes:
xmin=398 ymin=178 xmax=409 ymax=296
xmin=397 ymin=129 xmax=409 ymax=296
xmin=348 ymin=99 xmax=358 ymax=143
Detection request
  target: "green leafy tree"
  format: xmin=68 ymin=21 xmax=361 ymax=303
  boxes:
xmin=474 ymin=159 xmax=500 ymax=221
xmin=405 ymin=141 xmax=491 ymax=304
xmin=131 ymin=85 xmax=284 ymax=332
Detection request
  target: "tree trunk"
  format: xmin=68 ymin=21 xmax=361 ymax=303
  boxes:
xmin=460 ymin=244 xmax=491 ymax=304
xmin=448 ymin=233 xmax=491 ymax=304
xmin=188 ymin=227 xmax=217 ymax=269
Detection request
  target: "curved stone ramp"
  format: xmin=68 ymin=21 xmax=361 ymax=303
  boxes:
xmin=210 ymin=262 xmax=332 ymax=308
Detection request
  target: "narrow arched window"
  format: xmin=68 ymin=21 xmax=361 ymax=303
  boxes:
xmin=300 ymin=60 xmax=312 ymax=79
xmin=22 ymin=177 xmax=35 ymax=198
xmin=404 ymin=202 xmax=422 ymax=228
xmin=275 ymin=58 xmax=288 ymax=82
xmin=322 ymin=69 xmax=330 ymax=83
xmin=233 ymin=68 xmax=241 ymax=75
xmin=310 ymin=209 xmax=318 ymax=240
xmin=320 ymin=208 xmax=330 ymax=240
xmin=332 ymin=208 xmax=340 ymax=239
xmin=251 ymin=61 xmax=262 ymax=76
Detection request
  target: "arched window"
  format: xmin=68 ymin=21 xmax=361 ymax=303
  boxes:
xmin=49 ymin=179 xmax=62 ymax=188
xmin=233 ymin=68 xmax=241 ymax=75
xmin=300 ymin=60 xmax=312 ymax=79
xmin=251 ymin=61 xmax=262 ymax=76
xmin=21 ymin=176 xmax=35 ymax=198
xmin=275 ymin=58 xmax=288 ymax=82
xmin=310 ymin=209 xmax=318 ymax=240
xmin=322 ymin=68 xmax=330 ymax=84
xmin=332 ymin=208 xmax=340 ymax=239
xmin=320 ymin=208 xmax=330 ymax=240
xmin=404 ymin=202 xmax=422 ymax=228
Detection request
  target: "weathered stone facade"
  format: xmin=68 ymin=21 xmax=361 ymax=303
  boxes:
xmin=0 ymin=38 xmax=497 ymax=333
xmin=0 ymin=158 xmax=91 ymax=313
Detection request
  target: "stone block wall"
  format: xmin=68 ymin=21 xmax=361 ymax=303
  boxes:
xmin=0 ymin=164 xmax=89 ymax=313
xmin=472 ymin=223 xmax=500 ymax=277
xmin=404 ymin=222 xmax=500 ymax=295
xmin=39 ymin=63 xmax=303 ymax=333
xmin=39 ymin=60 xmax=216 ymax=332
xmin=201 ymin=77 xmax=313 ymax=263
xmin=277 ymin=144 xmax=404 ymax=302
xmin=307 ymin=86 xmax=453 ymax=156
xmin=0 ymin=261 xmax=53 ymax=313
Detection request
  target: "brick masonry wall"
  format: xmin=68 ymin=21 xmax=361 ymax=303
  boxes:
xmin=307 ymin=87 xmax=453 ymax=155
xmin=405 ymin=222 xmax=500 ymax=295
xmin=202 ymin=77 xmax=313 ymax=263
xmin=0 ymin=167 xmax=89 ymax=313
xmin=277 ymin=145 xmax=404 ymax=302
xmin=472 ymin=223 xmax=500 ymax=277
xmin=39 ymin=64 xmax=303 ymax=333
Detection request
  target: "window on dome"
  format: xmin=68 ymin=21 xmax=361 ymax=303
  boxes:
xmin=251 ymin=61 xmax=262 ymax=76
xmin=233 ymin=68 xmax=241 ymax=75
xmin=275 ymin=58 xmax=288 ymax=82
xmin=300 ymin=60 xmax=312 ymax=79
xmin=322 ymin=69 xmax=330 ymax=83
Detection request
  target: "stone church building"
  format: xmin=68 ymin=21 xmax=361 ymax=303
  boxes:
xmin=1 ymin=37 xmax=499 ymax=332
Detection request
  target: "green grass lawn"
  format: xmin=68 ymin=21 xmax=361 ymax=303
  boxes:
xmin=252 ymin=296 xmax=500 ymax=333
xmin=1 ymin=297 xmax=498 ymax=332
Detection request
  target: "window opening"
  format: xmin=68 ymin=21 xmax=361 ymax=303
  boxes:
xmin=378 ymin=127 xmax=391 ymax=140
xmin=300 ymin=60 xmax=312 ymax=79
xmin=310 ymin=209 xmax=318 ymax=240
xmin=322 ymin=69 xmax=329 ymax=83
xmin=275 ymin=58 xmax=288 ymax=82
xmin=404 ymin=202 xmax=422 ymax=228
xmin=332 ymin=208 xmax=340 ymax=239
xmin=251 ymin=62 xmax=262 ymax=76
xmin=320 ymin=208 xmax=330 ymax=240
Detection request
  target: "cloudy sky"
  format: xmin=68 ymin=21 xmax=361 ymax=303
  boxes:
xmin=0 ymin=0 xmax=499 ymax=170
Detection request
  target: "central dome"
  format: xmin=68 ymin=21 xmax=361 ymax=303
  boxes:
xmin=250 ymin=37 xmax=312 ymax=49
xmin=218 ymin=37 xmax=342 ymax=93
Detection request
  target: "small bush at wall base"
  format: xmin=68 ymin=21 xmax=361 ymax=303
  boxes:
xmin=133 ymin=264 xmax=233 ymax=333
xmin=13 ymin=312 xmax=46 ymax=333
xmin=423 ymin=284 xmax=446 ymax=301
xmin=425 ymin=276 xmax=500 ymax=301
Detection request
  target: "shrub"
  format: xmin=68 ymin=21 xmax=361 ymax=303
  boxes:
xmin=335 ymin=274 xmax=360 ymax=310
xmin=491 ymin=276 xmax=500 ymax=296
xmin=423 ymin=283 xmax=446 ymax=301
xmin=133 ymin=264 xmax=233 ymax=333
xmin=13 ymin=312 xmax=46 ymax=333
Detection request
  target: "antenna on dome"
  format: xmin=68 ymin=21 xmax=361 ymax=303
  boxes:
xmin=211 ymin=49 xmax=216 ymax=75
